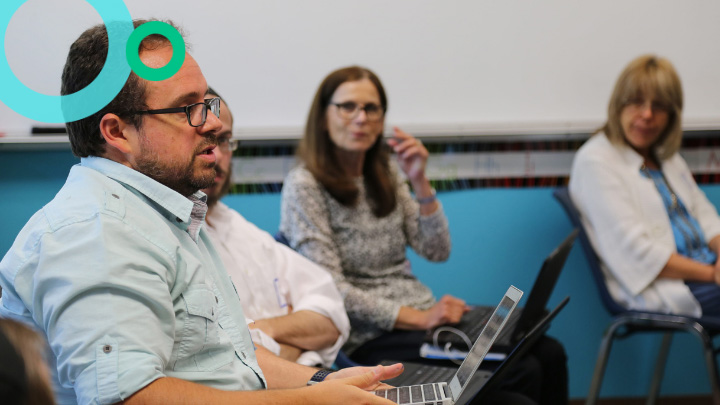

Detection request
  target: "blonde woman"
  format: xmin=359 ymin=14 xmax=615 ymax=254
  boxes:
xmin=570 ymin=55 xmax=720 ymax=318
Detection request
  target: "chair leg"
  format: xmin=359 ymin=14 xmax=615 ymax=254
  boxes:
xmin=683 ymin=324 xmax=720 ymax=404
xmin=587 ymin=322 xmax=623 ymax=405
xmin=699 ymin=335 xmax=720 ymax=405
xmin=703 ymin=347 xmax=720 ymax=405
xmin=646 ymin=333 xmax=672 ymax=405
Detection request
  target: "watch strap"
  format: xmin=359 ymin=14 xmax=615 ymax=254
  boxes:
xmin=307 ymin=368 xmax=334 ymax=386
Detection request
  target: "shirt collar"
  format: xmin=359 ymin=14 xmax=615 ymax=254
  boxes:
xmin=80 ymin=156 xmax=207 ymax=225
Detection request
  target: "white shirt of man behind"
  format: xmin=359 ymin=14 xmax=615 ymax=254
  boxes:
xmin=205 ymin=201 xmax=350 ymax=367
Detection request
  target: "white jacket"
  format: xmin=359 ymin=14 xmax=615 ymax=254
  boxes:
xmin=569 ymin=133 xmax=720 ymax=317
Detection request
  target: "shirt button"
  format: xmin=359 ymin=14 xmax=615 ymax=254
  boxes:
xmin=111 ymin=194 xmax=119 ymax=199
xmin=103 ymin=345 xmax=112 ymax=354
xmin=215 ymin=296 xmax=219 ymax=303
xmin=241 ymin=351 xmax=247 ymax=359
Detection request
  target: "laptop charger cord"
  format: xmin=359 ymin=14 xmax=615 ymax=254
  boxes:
xmin=431 ymin=326 xmax=472 ymax=365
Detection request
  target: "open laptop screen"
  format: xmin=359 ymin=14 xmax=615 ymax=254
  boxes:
xmin=455 ymin=293 xmax=518 ymax=388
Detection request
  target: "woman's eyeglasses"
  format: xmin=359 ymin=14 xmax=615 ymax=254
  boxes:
xmin=330 ymin=101 xmax=384 ymax=121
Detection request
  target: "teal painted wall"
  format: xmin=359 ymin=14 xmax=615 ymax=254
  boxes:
xmin=2 ymin=149 xmax=719 ymax=399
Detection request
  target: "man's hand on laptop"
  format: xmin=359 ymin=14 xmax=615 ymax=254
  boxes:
xmin=304 ymin=364 xmax=404 ymax=404
xmin=326 ymin=363 xmax=404 ymax=389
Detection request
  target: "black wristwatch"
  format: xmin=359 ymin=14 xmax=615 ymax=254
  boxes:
xmin=307 ymin=369 xmax=334 ymax=386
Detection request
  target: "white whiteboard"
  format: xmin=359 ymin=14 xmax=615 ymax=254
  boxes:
xmin=2 ymin=0 xmax=720 ymax=139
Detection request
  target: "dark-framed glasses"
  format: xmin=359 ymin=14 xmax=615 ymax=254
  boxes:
xmin=133 ymin=97 xmax=221 ymax=127
xmin=217 ymin=137 xmax=239 ymax=152
xmin=623 ymin=98 xmax=671 ymax=114
xmin=330 ymin=101 xmax=384 ymax=121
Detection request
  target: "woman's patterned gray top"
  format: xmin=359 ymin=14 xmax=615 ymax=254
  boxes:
xmin=279 ymin=165 xmax=451 ymax=352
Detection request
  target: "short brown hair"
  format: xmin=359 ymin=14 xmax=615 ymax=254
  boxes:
xmin=61 ymin=19 xmax=185 ymax=158
xmin=297 ymin=66 xmax=396 ymax=217
xmin=602 ymin=55 xmax=683 ymax=160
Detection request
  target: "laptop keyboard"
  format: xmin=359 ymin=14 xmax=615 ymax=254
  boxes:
xmin=374 ymin=383 xmax=447 ymax=404
xmin=389 ymin=363 xmax=456 ymax=386
xmin=439 ymin=307 xmax=523 ymax=348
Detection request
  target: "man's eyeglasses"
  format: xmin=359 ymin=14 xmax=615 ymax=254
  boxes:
xmin=330 ymin=101 xmax=384 ymax=121
xmin=133 ymin=97 xmax=221 ymax=127
xmin=218 ymin=137 xmax=239 ymax=152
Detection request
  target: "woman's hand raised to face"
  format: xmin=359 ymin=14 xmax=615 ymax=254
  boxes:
xmin=386 ymin=127 xmax=428 ymax=183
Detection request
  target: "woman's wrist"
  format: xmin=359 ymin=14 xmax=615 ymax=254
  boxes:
xmin=395 ymin=306 xmax=427 ymax=330
xmin=411 ymin=176 xmax=434 ymax=199
xmin=416 ymin=188 xmax=437 ymax=205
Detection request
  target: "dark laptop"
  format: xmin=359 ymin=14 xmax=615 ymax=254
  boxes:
xmin=383 ymin=297 xmax=569 ymax=405
xmin=426 ymin=230 xmax=577 ymax=353
xmin=373 ymin=286 xmax=523 ymax=405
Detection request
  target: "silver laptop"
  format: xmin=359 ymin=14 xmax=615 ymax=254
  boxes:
xmin=372 ymin=286 xmax=523 ymax=405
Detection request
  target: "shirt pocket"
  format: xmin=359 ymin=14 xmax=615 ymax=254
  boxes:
xmin=172 ymin=286 xmax=234 ymax=372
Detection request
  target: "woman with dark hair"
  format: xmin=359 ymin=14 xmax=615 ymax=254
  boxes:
xmin=281 ymin=66 xmax=568 ymax=404
xmin=281 ymin=66 xmax=462 ymax=360
xmin=570 ymin=55 xmax=720 ymax=317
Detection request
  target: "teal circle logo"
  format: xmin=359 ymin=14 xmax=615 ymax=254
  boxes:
xmin=0 ymin=1 xmax=187 ymax=124
xmin=126 ymin=21 xmax=185 ymax=82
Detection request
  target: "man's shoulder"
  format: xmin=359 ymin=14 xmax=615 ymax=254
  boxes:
xmin=0 ymin=166 xmax=139 ymax=284
xmin=42 ymin=164 xmax=127 ymax=230
xmin=212 ymin=202 xmax=254 ymax=229
xmin=210 ymin=202 xmax=275 ymax=243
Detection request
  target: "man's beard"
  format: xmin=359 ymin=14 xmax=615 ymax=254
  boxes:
xmin=206 ymin=164 xmax=233 ymax=208
xmin=135 ymin=136 xmax=217 ymax=196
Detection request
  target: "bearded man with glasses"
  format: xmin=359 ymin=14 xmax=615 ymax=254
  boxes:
xmin=0 ymin=19 xmax=402 ymax=405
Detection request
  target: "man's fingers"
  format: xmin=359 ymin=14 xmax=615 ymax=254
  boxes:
xmin=378 ymin=363 xmax=404 ymax=381
xmin=343 ymin=367 xmax=383 ymax=389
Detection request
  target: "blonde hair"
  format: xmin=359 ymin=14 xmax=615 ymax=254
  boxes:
xmin=602 ymin=55 xmax=683 ymax=160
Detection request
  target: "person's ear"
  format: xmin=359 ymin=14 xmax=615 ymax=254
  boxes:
xmin=99 ymin=113 xmax=134 ymax=154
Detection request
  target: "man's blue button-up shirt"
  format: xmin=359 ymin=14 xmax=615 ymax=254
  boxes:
xmin=0 ymin=157 xmax=266 ymax=404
